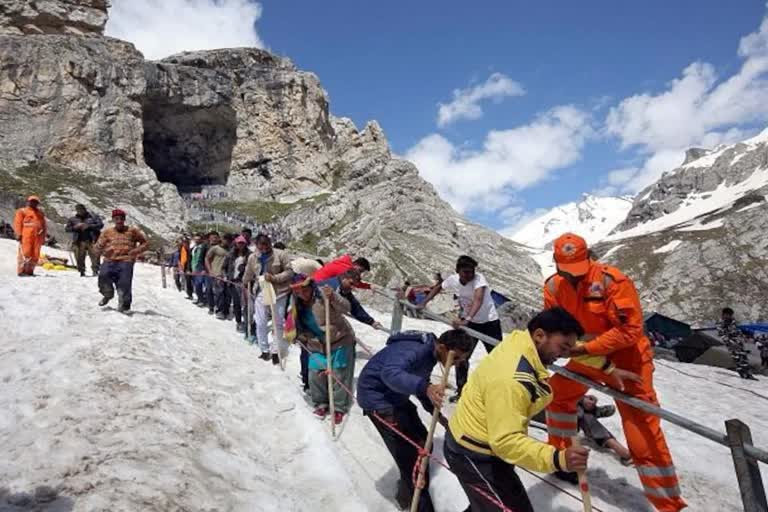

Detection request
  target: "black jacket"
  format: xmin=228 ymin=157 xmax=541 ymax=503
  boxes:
xmin=65 ymin=212 xmax=104 ymax=243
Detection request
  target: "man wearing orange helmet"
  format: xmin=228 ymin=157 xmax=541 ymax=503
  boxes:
xmin=544 ymin=233 xmax=686 ymax=512
xmin=12 ymin=195 xmax=47 ymax=276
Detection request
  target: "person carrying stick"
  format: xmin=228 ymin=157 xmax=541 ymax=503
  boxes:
xmin=357 ymin=329 xmax=474 ymax=511
xmin=444 ymin=308 xmax=592 ymax=512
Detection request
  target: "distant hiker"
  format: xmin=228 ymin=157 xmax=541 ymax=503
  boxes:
xmin=718 ymin=307 xmax=756 ymax=380
xmin=168 ymin=241 xmax=182 ymax=292
xmin=94 ymin=209 xmax=148 ymax=312
xmin=357 ymin=329 xmax=474 ymax=511
xmin=420 ymin=255 xmax=502 ymax=402
xmin=290 ymin=275 xmax=355 ymax=425
xmin=178 ymin=236 xmax=194 ymax=300
xmin=313 ymin=254 xmax=373 ymax=289
xmin=223 ymin=235 xmax=251 ymax=332
xmin=242 ymin=234 xmax=294 ymax=363
xmin=13 ymin=195 xmax=47 ymax=277
xmin=65 ymin=204 xmax=103 ymax=277
xmin=544 ymin=233 xmax=686 ymax=511
xmin=190 ymin=233 xmax=209 ymax=307
xmin=578 ymin=395 xmax=632 ymax=465
xmin=204 ymin=231 xmax=229 ymax=318
xmin=445 ymin=308 xmax=590 ymax=512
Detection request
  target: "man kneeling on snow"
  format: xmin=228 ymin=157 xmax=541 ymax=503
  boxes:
xmin=357 ymin=329 xmax=474 ymax=512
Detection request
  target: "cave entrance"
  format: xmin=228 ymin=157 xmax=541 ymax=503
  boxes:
xmin=142 ymin=102 xmax=237 ymax=193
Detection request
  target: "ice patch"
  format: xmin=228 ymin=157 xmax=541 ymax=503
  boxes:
xmin=678 ymin=218 xmax=725 ymax=232
xmin=653 ymin=240 xmax=682 ymax=254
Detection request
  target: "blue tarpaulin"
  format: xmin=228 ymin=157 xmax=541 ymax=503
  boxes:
xmin=739 ymin=323 xmax=768 ymax=334
xmin=490 ymin=290 xmax=510 ymax=307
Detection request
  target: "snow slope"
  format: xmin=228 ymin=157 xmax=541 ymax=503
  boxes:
xmin=1 ymin=239 xmax=767 ymax=511
xmin=510 ymin=195 xmax=633 ymax=249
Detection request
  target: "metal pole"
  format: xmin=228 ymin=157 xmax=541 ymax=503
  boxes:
xmin=390 ymin=294 xmax=404 ymax=334
xmin=371 ymin=289 xmax=768 ymax=464
xmin=726 ymin=419 xmax=768 ymax=512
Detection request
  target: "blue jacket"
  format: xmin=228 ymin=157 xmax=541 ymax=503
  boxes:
xmin=357 ymin=331 xmax=437 ymax=413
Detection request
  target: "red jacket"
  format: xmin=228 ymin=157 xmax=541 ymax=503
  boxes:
xmin=312 ymin=254 xmax=371 ymax=289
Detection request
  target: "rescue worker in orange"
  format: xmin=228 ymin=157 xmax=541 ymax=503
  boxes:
xmin=544 ymin=233 xmax=686 ymax=511
xmin=12 ymin=195 xmax=47 ymax=276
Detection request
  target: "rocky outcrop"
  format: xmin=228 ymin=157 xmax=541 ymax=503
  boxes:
xmin=0 ymin=3 xmax=542 ymax=304
xmin=0 ymin=0 xmax=108 ymax=35
xmin=598 ymin=131 xmax=768 ymax=323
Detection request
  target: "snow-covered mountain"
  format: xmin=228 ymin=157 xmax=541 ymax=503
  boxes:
xmin=1 ymin=239 xmax=765 ymax=511
xmin=510 ymin=194 xmax=633 ymax=249
xmin=595 ymin=128 xmax=768 ymax=322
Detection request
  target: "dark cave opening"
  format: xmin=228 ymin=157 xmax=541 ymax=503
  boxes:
xmin=142 ymin=102 xmax=237 ymax=193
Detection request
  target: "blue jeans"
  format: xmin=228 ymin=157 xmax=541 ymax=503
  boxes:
xmin=99 ymin=261 xmax=135 ymax=308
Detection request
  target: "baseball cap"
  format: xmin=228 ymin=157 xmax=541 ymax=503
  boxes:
xmin=290 ymin=273 xmax=312 ymax=290
xmin=553 ymin=233 xmax=590 ymax=276
xmin=27 ymin=195 xmax=40 ymax=202
xmin=112 ymin=208 xmax=127 ymax=218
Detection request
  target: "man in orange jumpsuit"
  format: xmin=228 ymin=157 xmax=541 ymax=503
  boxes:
xmin=544 ymin=233 xmax=686 ymax=512
xmin=12 ymin=195 xmax=47 ymax=276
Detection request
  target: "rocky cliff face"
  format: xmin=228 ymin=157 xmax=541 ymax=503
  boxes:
xmin=596 ymin=131 xmax=768 ymax=323
xmin=0 ymin=0 xmax=108 ymax=35
xmin=0 ymin=0 xmax=542 ymax=305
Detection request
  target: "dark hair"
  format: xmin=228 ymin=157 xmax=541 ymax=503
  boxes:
xmin=222 ymin=233 xmax=235 ymax=242
xmin=722 ymin=307 xmax=735 ymax=316
xmin=316 ymin=259 xmax=325 ymax=266
xmin=273 ymin=241 xmax=286 ymax=250
xmin=527 ymin=308 xmax=584 ymax=337
xmin=437 ymin=329 xmax=475 ymax=353
xmin=75 ymin=204 xmax=86 ymax=209
xmin=241 ymin=228 xmax=253 ymax=235
xmin=455 ymin=255 xmax=478 ymax=272
xmin=208 ymin=231 xmax=219 ymax=237
xmin=353 ymin=257 xmax=371 ymax=272
xmin=255 ymin=234 xmax=271 ymax=244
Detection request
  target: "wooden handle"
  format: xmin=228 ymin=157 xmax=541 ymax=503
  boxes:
xmin=410 ymin=350 xmax=455 ymax=512
xmin=570 ymin=436 xmax=593 ymax=512
xmin=324 ymin=294 xmax=336 ymax=438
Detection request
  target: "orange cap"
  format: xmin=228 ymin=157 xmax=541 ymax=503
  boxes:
xmin=553 ymin=233 xmax=590 ymax=276
xmin=27 ymin=195 xmax=40 ymax=202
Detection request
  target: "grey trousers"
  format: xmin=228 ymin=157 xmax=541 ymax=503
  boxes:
xmin=309 ymin=345 xmax=356 ymax=414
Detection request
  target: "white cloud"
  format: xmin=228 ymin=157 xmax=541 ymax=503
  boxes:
xmin=437 ymin=73 xmax=525 ymax=128
xmin=604 ymin=13 xmax=768 ymax=193
xmin=406 ymin=105 xmax=593 ymax=213
xmin=106 ymin=0 xmax=264 ymax=60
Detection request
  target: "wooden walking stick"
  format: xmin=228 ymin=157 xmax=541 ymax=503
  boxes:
xmin=323 ymin=292 xmax=336 ymax=438
xmin=410 ymin=350 xmax=455 ymax=512
xmin=571 ymin=436 xmax=593 ymax=512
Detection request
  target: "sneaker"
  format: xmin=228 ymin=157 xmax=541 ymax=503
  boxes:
xmin=79 ymin=271 xmax=86 ymax=277
xmin=746 ymin=374 xmax=759 ymax=381
xmin=208 ymin=309 xmax=214 ymax=315
xmin=553 ymin=471 xmax=579 ymax=485
xmin=313 ymin=407 xmax=328 ymax=419
xmin=271 ymin=354 xmax=280 ymax=366
xmin=259 ymin=352 xmax=271 ymax=361
xmin=236 ymin=322 xmax=245 ymax=333
xmin=216 ymin=312 xmax=227 ymax=320
xmin=118 ymin=304 xmax=131 ymax=313
xmin=185 ymin=296 xmax=194 ymax=300
xmin=333 ymin=412 xmax=345 ymax=425
xmin=99 ymin=297 xmax=112 ymax=306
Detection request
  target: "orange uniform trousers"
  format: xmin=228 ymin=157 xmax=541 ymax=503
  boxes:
xmin=547 ymin=360 xmax=686 ymax=512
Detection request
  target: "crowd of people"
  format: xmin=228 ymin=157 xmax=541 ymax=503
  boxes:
xmin=15 ymin=195 xmax=768 ymax=512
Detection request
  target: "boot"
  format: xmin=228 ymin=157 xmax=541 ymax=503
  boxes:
xmin=99 ymin=296 xmax=112 ymax=306
xmin=271 ymin=354 xmax=280 ymax=366
xmin=259 ymin=352 xmax=271 ymax=361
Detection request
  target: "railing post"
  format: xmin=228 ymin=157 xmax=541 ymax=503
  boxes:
xmin=160 ymin=264 xmax=167 ymax=289
xmin=726 ymin=419 xmax=768 ymax=512
xmin=390 ymin=296 xmax=404 ymax=334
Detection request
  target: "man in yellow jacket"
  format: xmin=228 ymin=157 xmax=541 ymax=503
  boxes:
xmin=446 ymin=307 xmax=622 ymax=511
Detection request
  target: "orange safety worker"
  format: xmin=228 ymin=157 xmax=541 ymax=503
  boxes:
xmin=13 ymin=195 xmax=47 ymax=277
xmin=544 ymin=233 xmax=686 ymax=512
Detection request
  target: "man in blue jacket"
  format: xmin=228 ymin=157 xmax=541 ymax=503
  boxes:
xmin=357 ymin=329 xmax=474 ymax=511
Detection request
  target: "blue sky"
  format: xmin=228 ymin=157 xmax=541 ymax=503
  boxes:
xmin=107 ymin=0 xmax=768 ymax=234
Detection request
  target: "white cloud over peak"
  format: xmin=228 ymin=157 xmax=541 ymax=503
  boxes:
xmin=437 ymin=73 xmax=525 ymax=128
xmin=407 ymin=105 xmax=593 ymax=213
xmin=106 ymin=0 xmax=264 ymax=61
xmin=604 ymin=13 xmax=768 ymax=193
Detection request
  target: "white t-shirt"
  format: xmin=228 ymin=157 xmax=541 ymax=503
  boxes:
xmin=442 ymin=272 xmax=498 ymax=323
